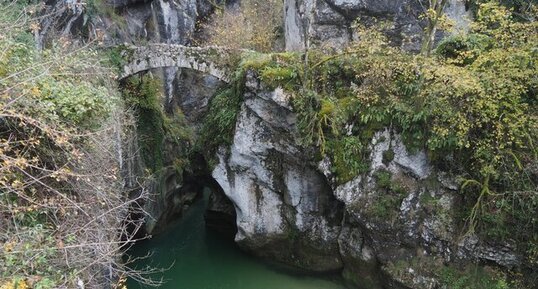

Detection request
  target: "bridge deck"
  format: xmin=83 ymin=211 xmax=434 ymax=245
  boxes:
xmin=120 ymin=44 xmax=245 ymax=83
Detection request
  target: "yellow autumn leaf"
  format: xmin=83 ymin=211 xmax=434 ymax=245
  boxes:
xmin=30 ymin=86 xmax=40 ymax=97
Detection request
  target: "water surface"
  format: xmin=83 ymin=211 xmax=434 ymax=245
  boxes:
xmin=127 ymin=194 xmax=349 ymax=289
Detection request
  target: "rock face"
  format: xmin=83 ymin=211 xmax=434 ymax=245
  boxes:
xmin=284 ymin=0 xmax=472 ymax=51
xmin=85 ymin=0 xmax=225 ymax=234
xmin=212 ymin=73 xmax=344 ymax=271
xmin=89 ymin=0 xmax=216 ymax=45
xmin=143 ymin=69 xmax=224 ymax=234
xmin=51 ymin=0 xmax=521 ymax=287
xmin=211 ymin=73 xmax=523 ymax=288
xmin=331 ymin=129 xmax=458 ymax=288
xmin=205 ymin=183 xmax=237 ymax=237
xmin=35 ymin=0 xmax=85 ymax=50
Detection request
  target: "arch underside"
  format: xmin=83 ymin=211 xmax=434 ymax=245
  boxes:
xmin=120 ymin=44 xmax=234 ymax=82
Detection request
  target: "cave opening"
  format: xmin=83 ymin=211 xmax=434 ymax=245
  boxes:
xmin=124 ymin=70 xmax=348 ymax=288
xmin=172 ymin=152 xmax=238 ymax=240
xmin=125 ymin=154 xmax=349 ymax=289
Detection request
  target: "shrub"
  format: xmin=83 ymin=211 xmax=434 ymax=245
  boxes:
xmin=0 ymin=3 xmax=155 ymax=288
xmin=439 ymin=265 xmax=510 ymax=289
xmin=200 ymin=0 xmax=284 ymax=52
xmin=198 ymin=69 xmax=246 ymax=164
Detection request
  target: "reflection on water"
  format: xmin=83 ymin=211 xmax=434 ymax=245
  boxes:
xmin=127 ymin=193 xmax=350 ymax=289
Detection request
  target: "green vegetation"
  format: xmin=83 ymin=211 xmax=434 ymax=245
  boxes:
xmin=105 ymin=44 xmax=133 ymax=72
xmin=198 ymin=69 xmax=246 ymax=165
xmin=232 ymin=2 xmax=537 ymax=278
xmin=439 ymin=264 xmax=510 ymax=289
xmin=0 ymin=3 xmax=148 ymax=288
xmin=122 ymin=75 xmax=166 ymax=173
xmin=121 ymin=74 xmax=193 ymax=179
xmin=386 ymin=257 xmax=514 ymax=289
xmin=368 ymin=170 xmax=408 ymax=219
xmin=326 ymin=136 xmax=370 ymax=184
xmin=382 ymin=148 xmax=395 ymax=165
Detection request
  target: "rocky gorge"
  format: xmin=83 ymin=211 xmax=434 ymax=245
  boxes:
xmin=30 ymin=0 xmax=537 ymax=288
xmin=208 ymin=70 xmax=527 ymax=288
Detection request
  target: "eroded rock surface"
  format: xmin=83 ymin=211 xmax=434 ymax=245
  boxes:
xmin=212 ymin=73 xmax=524 ymax=287
xmin=284 ymin=0 xmax=472 ymax=51
xmin=47 ymin=0 xmax=523 ymax=287
xmin=212 ymin=72 xmax=344 ymax=272
xmin=90 ymin=0 xmax=225 ymax=234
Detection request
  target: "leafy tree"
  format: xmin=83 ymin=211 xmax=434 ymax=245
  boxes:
xmin=419 ymin=0 xmax=450 ymax=56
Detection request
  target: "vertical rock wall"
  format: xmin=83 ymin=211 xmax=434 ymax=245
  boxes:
xmin=84 ymin=0 xmax=225 ymax=233
xmin=212 ymin=73 xmax=344 ymax=271
xmin=211 ymin=72 xmax=523 ymax=288
xmin=284 ymin=0 xmax=472 ymax=52
xmin=50 ymin=1 xmax=523 ymax=287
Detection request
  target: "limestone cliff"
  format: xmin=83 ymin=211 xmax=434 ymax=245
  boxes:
xmin=284 ymin=0 xmax=472 ymax=51
xmin=45 ymin=0 xmax=534 ymax=288
xmin=210 ymin=71 xmax=524 ymax=288
xmin=212 ymin=73 xmax=344 ymax=271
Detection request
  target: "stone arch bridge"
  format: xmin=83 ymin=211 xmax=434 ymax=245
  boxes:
xmin=119 ymin=44 xmax=242 ymax=83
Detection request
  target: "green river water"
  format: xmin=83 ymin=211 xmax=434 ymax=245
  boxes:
xmin=127 ymin=194 xmax=351 ymax=289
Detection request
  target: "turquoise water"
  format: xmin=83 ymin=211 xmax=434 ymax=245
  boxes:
xmin=127 ymin=195 xmax=350 ymax=289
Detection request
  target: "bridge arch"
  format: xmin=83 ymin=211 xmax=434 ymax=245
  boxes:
xmin=120 ymin=44 xmax=236 ymax=83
